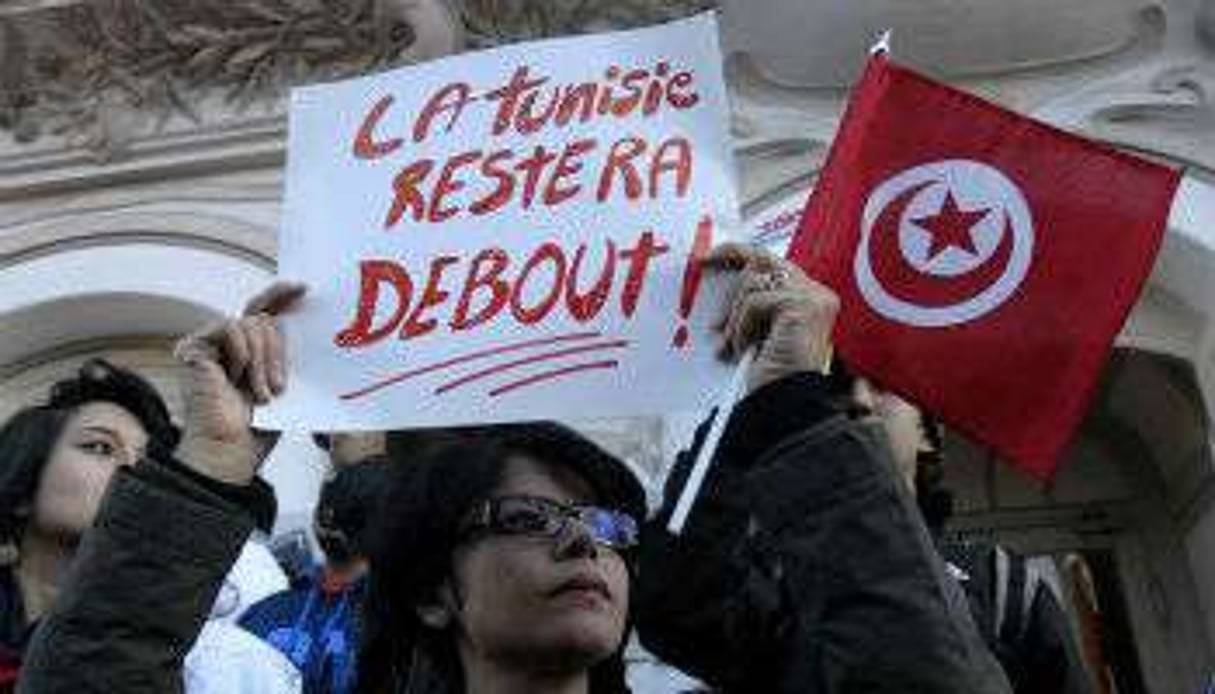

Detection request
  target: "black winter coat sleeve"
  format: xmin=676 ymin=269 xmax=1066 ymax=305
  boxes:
xmin=635 ymin=373 xmax=1012 ymax=694
xmin=17 ymin=460 xmax=256 ymax=694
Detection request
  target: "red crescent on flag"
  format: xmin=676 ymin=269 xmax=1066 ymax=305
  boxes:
xmin=868 ymin=184 xmax=1014 ymax=308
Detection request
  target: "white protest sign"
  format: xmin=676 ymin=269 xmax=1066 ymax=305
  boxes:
xmin=260 ymin=13 xmax=741 ymax=430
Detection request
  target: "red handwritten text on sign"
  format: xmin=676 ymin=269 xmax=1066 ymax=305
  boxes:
xmin=333 ymin=57 xmax=712 ymax=354
xmin=378 ymin=136 xmax=692 ymax=228
xmin=353 ymin=62 xmax=699 ymax=227
xmin=335 ymin=229 xmax=676 ymax=346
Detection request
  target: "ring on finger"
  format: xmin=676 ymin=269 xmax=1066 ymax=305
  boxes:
xmin=757 ymin=268 xmax=787 ymax=291
xmin=749 ymin=274 xmax=776 ymax=293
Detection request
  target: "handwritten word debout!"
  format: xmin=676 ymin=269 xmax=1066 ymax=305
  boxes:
xmin=336 ymin=230 xmax=668 ymax=345
xmin=352 ymin=63 xmax=701 ymax=226
xmin=335 ymin=218 xmax=714 ymax=351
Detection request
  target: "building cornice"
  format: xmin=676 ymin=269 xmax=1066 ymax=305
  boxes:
xmin=0 ymin=0 xmax=712 ymax=196
xmin=0 ymin=0 xmax=461 ymax=159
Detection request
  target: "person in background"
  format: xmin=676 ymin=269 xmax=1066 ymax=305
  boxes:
xmin=0 ymin=358 xmax=298 ymax=693
xmin=0 ymin=359 xmax=180 ymax=691
xmin=871 ymin=382 xmax=1095 ymax=694
xmin=316 ymin=432 xmax=389 ymax=471
xmin=1063 ymin=554 xmax=1116 ymax=694
xmin=240 ymin=433 xmax=395 ymax=693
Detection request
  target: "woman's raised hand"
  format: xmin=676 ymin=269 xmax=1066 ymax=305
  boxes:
xmin=173 ymin=282 xmax=306 ymax=484
xmin=707 ymin=243 xmax=838 ymax=392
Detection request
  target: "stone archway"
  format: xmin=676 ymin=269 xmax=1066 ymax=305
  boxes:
xmin=0 ymin=219 xmax=331 ymax=534
xmin=944 ymin=346 xmax=1214 ymax=694
xmin=0 ymin=214 xmax=276 ymax=399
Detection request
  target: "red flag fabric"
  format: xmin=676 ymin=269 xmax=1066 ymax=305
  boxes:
xmin=788 ymin=53 xmax=1181 ymax=480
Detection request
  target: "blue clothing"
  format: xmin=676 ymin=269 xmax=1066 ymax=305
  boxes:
xmin=239 ymin=573 xmax=365 ymax=694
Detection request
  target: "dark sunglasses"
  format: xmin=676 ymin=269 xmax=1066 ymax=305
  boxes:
xmin=460 ymin=495 xmax=639 ymax=550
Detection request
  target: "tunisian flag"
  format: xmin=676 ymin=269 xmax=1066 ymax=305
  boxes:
xmin=789 ymin=53 xmax=1181 ymax=480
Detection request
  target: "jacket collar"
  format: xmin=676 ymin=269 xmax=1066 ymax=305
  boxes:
xmin=0 ymin=568 xmax=30 ymax=655
xmin=400 ymin=642 xmax=457 ymax=694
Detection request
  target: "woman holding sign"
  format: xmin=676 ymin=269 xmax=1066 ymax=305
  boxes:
xmin=18 ymin=247 xmax=1006 ymax=693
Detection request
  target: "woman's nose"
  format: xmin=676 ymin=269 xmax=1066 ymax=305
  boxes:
xmin=552 ymin=517 xmax=599 ymax=560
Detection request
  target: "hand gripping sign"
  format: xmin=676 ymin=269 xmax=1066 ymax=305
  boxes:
xmin=260 ymin=14 xmax=740 ymax=431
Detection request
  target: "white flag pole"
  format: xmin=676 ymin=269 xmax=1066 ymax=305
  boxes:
xmin=665 ymin=30 xmax=886 ymax=537
xmin=871 ymin=29 xmax=893 ymax=55
xmin=665 ymin=349 xmax=755 ymax=535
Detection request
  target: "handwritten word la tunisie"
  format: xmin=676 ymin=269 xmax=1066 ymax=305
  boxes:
xmin=351 ymin=62 xmax=701 ymax=228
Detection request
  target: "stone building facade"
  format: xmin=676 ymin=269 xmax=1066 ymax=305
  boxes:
xmin=1 ymin=1 xmax=1214 ymax=690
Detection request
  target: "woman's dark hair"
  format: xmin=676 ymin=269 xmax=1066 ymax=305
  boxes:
xmin=915 ymin=415 xmax=954 ymax=535
xmin=359 ymin=422 xmax=645 ymax=694
xmin=314 ymin=457 xmax=397 ymax=563
xmin=0 ymin=359 xmax=178 ymax=549
xmin=47 ymin=359 xmax=180 ymax=453
xmin=0 ymin=407 xmax=70 ymax=548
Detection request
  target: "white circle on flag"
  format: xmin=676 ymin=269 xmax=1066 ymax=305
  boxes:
xmin=854 ymin=159 xmax=1035 ymax=327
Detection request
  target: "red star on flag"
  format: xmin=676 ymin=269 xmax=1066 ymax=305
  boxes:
xmin=912 ymin=191 xmax=988 ymax=260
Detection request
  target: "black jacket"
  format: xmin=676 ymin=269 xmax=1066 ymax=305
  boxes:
xmin=4 ymin=460 xmax=276 ymax=694
xmin=17 ymin=459 xmax=258 ymax=693
xmin=636 ymin=373 xmax=1013 ymax=693
xmin=940 ymin=541 xmax=1093 ymax=694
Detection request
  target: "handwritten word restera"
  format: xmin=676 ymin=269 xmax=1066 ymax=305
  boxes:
xmin=352 ymin=62 xmax=700 ymax=227
xmin=335 ymin=230 xmax=670 ymax=347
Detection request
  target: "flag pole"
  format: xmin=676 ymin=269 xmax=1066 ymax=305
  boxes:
xmin=666 ymin=32 xmax=884 ymax=536
xmin=871 ymin=28 xmax=892 ymax=55
xmin=666 ymin=349 xmax=755 ymax=535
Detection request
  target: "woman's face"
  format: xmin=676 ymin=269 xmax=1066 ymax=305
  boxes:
xmin=447 ymin=455 xmax=631 ymax=674
xmin=30 ymin=402 xmax=148 ymax=540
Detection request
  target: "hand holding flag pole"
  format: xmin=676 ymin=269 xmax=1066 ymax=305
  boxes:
xmin=667 ymin=244 xmax=839 ymax=535
xmin=666 ymin=349 xmax=754 ymax=534
xmin=668 ymin=31 xmax=883 ymax=534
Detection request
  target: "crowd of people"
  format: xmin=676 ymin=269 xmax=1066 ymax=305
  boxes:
xmin=0 ymin=244 xmax=1097 ymax=692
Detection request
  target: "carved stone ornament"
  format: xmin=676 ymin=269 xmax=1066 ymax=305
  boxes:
xmin=1034 ymin=62 xmax=1215 ymax=172
xmin=460 ymin=0 xmax=714 ymax=48
xmin=720 ymin=0 xmax=1163 ymax=87
xmin=0 ymin=0 xmax=460 ymax=158
xmin=0 ymin=0 xmax=715 ymax=160
xmin=1200 ymin=0 xmax=1215 ymax=48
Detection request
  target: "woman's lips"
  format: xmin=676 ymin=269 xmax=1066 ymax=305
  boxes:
xmin=550 ymin=575 xmax=611 ymax=605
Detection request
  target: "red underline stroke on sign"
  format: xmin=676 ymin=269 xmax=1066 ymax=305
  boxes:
xmin=489 ymin=360 xmax=620 ymax=397
xmin=338 ymin=331 xmax=604 ymax=401
xmin=433 ymin=340 xmax=630 ymax=395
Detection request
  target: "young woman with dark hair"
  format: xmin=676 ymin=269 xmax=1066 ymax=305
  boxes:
xmin=0 ymin=359 xmax=179 ymax=687
xmin=358 ymin=423 xmax=645 ymax=694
